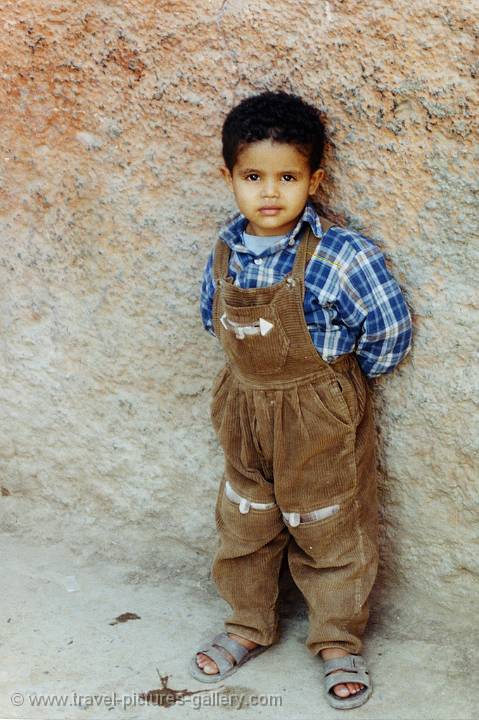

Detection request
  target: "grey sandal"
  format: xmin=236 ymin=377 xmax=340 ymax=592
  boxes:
xmin=189 ymin=632 xmax=270 ymax=683
xmin=322 ymin=654 xmax=372 ymax=709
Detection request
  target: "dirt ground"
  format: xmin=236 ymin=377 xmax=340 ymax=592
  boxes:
xmin=2 ymin=532 xmax=476 ymax=720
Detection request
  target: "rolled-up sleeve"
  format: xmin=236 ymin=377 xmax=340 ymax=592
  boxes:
xmin=200 ymin=249 xmax=216 ymax=336
xmin=337 ymin=247 xmax=412 ymax=378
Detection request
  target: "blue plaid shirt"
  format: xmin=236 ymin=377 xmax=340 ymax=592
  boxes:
xmin=200 ymin=201 xmax=412 ymax=378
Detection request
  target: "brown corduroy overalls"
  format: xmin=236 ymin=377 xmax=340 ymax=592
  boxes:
xmin=209 ymin=224 xmax=379 ymax=656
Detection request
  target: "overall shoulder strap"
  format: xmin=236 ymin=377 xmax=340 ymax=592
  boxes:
xmin=212 ymin=238 xmax=231 ymax=281
xmin=304 ymin=216 xmax=338 ymax=264
xmin=291 ymin=225 xmax=315 ymax=280
xmin=319 ymin=215 xmax=336 ymax=234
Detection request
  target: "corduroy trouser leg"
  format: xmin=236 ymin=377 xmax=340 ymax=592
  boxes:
xmin=210 ymin=361 xmax=379 ymax=656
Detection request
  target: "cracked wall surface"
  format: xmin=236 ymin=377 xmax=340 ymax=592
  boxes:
xmin=0 ymin=0 xmax=478 ymax=640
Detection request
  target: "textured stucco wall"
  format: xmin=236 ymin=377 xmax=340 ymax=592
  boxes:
xmin=0 ymin=0 xmax=477 ymax=640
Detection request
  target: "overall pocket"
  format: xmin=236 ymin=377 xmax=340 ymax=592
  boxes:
xmin=219 ymin=302 xmax=290 ymax=375
xmin=333 ymin=362 xmax=368 ymax=426
xmin=289 ymin=493 xmax=360 ymax=566
xmin=211 ymin=364 xmax=229 ymax=398
xmin=308 ymin=360 xmax=367 ymax=429
xmin=307 ymin=377 xmax=354 ymax=428
xmin=217 ymin=480 xmax=284 ymax=542
xmin=210 ymin=365 xmax=231 ymax=430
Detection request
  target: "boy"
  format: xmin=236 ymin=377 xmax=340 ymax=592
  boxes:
xmin=190 ymin=91 xmax=412 ymax=710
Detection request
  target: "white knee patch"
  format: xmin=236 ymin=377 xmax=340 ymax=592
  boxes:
xmin=282 ymin=504 xmax=340 ymax=527
xmin=224 ymin=480 xmax=276 ymax=514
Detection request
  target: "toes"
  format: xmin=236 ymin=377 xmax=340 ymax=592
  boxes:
xmin=196 ymin=653 xmax=209 ymax=667
xmin=347 ymin=682 xmax=365 ymax=694
xmin=203 ymin=662 xmax=217 ymax=674
xmin=195 ymin=653 xmax=218 ymax=674
xmin=324 ymin=658 xmax=366 ymax=698
xmin=332 ymin=681 xmax=366 ymax=697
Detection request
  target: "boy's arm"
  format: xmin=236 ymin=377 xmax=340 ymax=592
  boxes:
xmin=337 ymin=245 xmax=412 ymax=378
xmin=200 ymin=249 xmax=217 ymax=337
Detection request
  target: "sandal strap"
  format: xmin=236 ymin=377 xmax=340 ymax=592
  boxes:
xmin=323 ymin=654 xmax=367 ymax=675
xmin=325 ymin=669 xmax=370 ymax=694
xmin=211 ymin=632 xmax=249 ymax=664
xmin=197 ymin=644 xmax=233 ymax=675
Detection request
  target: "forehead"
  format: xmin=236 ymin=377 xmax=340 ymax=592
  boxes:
xmin=234 ymin=139 xmax=309 ymax=171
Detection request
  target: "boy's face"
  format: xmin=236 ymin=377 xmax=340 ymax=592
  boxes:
xmin=220 ymin=139 xmax=324 ymax=236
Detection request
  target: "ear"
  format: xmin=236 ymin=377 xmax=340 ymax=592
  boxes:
xmin=308 ymin=168 xmax=325 ymax=196
xmin=220 ymin=165 xmax=234 ymax=191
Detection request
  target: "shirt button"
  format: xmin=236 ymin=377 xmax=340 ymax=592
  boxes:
xmin=326 ymin=355 xmax=334 ymax=362
xmin=254 ymin=258 xmax=263 ymax=265
xmin=288 ymin=238 xmax=295 ymax=246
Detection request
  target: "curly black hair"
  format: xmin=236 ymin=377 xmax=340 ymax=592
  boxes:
xmin=222 ymin=91 xmax=326 ymax=173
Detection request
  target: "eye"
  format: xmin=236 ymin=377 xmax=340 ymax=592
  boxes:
xmin=245 ymin=173 xmax=260 ymax=181
xmin=282 ymin=174 xmax=296 ymax=182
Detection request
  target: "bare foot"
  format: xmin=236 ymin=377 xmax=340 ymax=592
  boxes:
xmin=320 ymin=647 xmax=365 ymax=698
xmin=196 ymin=633 xmax=258 ymax=674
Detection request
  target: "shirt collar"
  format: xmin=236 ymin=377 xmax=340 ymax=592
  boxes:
xmin=219 ymin=200 xmax=324 ymax=254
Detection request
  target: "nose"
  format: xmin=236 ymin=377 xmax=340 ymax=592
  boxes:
xmin=261 ymin=178 xmax=279 ymax=198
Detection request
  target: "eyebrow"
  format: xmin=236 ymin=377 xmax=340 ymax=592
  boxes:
xmin=240 ymin=168 xmax=302 ymax=174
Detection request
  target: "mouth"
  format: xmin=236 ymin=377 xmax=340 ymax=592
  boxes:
xmin=259 ymin=206 xmax=281 ymax=215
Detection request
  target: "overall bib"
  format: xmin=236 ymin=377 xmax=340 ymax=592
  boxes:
xmin=209 ymin=225 xmax=379 ymax=656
